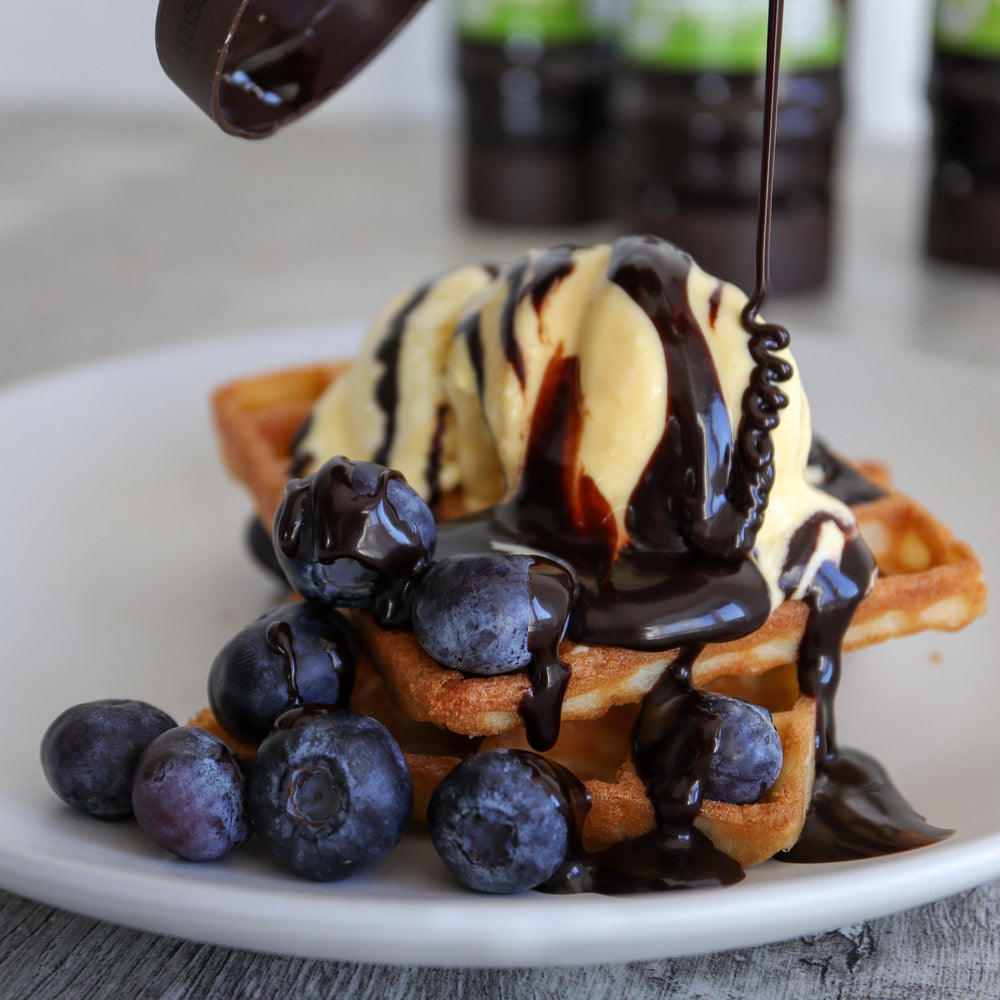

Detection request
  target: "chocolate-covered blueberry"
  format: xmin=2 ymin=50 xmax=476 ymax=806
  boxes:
xmin=702 ymin=693 xmax=784 ymax=805
xmin=244 ymin=515 xmax=286 ymax=582
xmin=208 ymin=601 xmax=358 ymax=744
xmin=272 ymin=457 xmax=435 ymax=610
xmin=248 ymin=711 xmax=412 ymax=882
xmin=40 ymin=700 xmax=177 ymax=819
xmin=427 ymin=749 xmax=573 ymax=894
xmin=132 ymin=727 xmax=250 ymax=861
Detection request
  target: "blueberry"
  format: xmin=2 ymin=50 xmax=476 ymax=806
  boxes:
xmin=40 ymin=700 xmax=177 ymax=819
xmin=244 ymin=516 xmax=286 ymax=582
xmin=248 ymin=711 xmax=412 ymax=881
xmin=702 ymin=693 xmax=784 ymax=805
xmin=132 ymin=727 xmax=250 ymax=861
xmin=208 ymin=601 xmax=358 ymax=744
xmin=412 ymin=553 xmax=535 ymax=675
xmin=272 ymin=457 xmax=436 ymax=608
xmin=427 ymin=749 xmax=572 ymax=894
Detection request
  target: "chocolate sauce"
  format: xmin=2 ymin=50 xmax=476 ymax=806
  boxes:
xmin=275 ymin=458 xmax=432 ymax=626
xmin=454 ymin=263 xmax=499 ymax=402
xmin=781 ymin=522 xmax=875 ymax=764
xmin=808 ymin=437 xmax=887 ymax=506
xmin=456 ymin=310 xmax=486 ymax=400
xmin=264 ymin=619 xmax=302 ymax=705
xmin=610 ymin=234 xmax=789 ymax=560
xmin=424 ymin=403 xmax=449 ymax=511
xmin=518 ymin=558 xmax=578 ymax=752
xmin=781 ymin=749 xmax=953 ymax=862
xmin=526 ymin=652 xmax=744 ymax=894
xmin=273 ymin=703 xmax=341 ymax=731
xmin=262 ymin=615 xmax=356 ymax=712
xmin=373 ymin=282 xmax=431 ymax=467
xmin=434 ymin=235 xmax=778 ymax=696
xmin=499 ymin=247 xmax=577 ymax=387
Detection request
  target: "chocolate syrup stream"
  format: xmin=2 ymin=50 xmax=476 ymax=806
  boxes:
xmin=746 ymin=0 xmax=784 ymax=323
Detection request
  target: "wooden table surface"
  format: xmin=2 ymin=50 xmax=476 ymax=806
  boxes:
xmin=2 ymin=107 xmax=998 ymax=998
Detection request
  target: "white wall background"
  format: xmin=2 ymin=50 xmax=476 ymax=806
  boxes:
xmin=1 ymin=0 xmax=934 ymax=141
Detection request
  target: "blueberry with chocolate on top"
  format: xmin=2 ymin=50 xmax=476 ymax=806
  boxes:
xmin=40 ymin=700 xmax=177 ymax=819
xmin=427 ymin=749 xmax=572 ymax=894
xmin=248 ymin=710 xmax=411 ymax=882
xmin=244 ymin=515 xmax=286 ymax=582
xmin=702 ymin=693 xmax=784 ymax=805
xmin=132 ymin=726 xmax=250 ymax=861
xmin=272 ymin=457 xmax=436 ymax=609
xmin=208 ymin=601 xmax=358 ymax=744
xmin=412 ymin=553 xmax=541 ymax=675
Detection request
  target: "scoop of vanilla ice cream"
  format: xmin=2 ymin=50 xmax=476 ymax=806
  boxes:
xmin=295 ymin=240 xmax=856 ymax=609
xmin=295 ymin=264 xmax=495 ymax=500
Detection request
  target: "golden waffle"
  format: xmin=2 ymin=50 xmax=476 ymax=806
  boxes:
xmin=213 ymin=362 xmax=987 ymax=738
xmin=208 ymin=361 xmax=986 ymax=868
xmin=354 ymin=483 xmax=986 ymax=736
xmin=190 ymin=657 xmax=815 ymax=868
xmin=213 ymin=362 xmax=348 ymax=529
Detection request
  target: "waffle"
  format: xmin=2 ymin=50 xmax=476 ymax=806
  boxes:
xmin=209 ymin=361 xmax=986 ymax=868
xmin=190 ymin=656 xmax=816 ymax=867
xmin=212 ymin=362 xmax=987 ymax=737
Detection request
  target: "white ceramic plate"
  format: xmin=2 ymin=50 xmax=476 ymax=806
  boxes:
xmin=0 ymin=325 xmax=994 ymax=967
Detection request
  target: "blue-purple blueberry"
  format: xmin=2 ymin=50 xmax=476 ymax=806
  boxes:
xmin=248 ymin=710 xmax=412 ymax=881
xmin=40 ymin=700 xmax=177 ymax=819
xmin=132 ymin=727 xmax=250 ymax=861
xmin=427 ymin=749 xmax=570 ymax=894
xmin=702 ymin=693 xmax=784 ymax=805
xmin=272 ymin=457 xmax=435 ymax=608
xmin=412 ymin=553 xmax=535 ymax=676
xmin=244 ymin=516 xmax=286 ymax=582
xmin=208 ymin=601 xmax=358 ymax=744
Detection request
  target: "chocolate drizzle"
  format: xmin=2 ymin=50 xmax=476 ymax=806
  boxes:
xmin=262 ymin=615 xmax=356 ymax=713
xmin=276 ymin=458 xmax=433 ymax=624
xmin=499 ymin=246 xmax=577 ymax=388
xmin=777 ymin=525 xmax=953 ymax=861
xmin=423 ymin=403 xmax=449 ymax=511
xmin=456 ymin=310 xmax=486 ymax=400
xmin=530 ymin=651 xmax=744 ymax=894
xmin=518 ymin=558 xmax=578 ymax=752
xmin=780 ymin=749 xmax=953 ymax=862
xmin=264 ymin=619 xmax=302 ymax=705
xmin=809 ymin=437 xmax=887 ymax=507
xmin=373 ymin=283 xmax=431 ymax=466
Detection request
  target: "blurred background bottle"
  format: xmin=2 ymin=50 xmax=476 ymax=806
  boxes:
xmin=926 ymin=0 xmax=1000 ymax=270
xmin=612 ymin=0 xmax=847 ymax=295
xmin=454 ymin=0 xmax=614 ymax=225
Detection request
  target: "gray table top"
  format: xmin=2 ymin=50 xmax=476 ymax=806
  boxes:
xmin=2 ymin=107 xmax=998 ymax=998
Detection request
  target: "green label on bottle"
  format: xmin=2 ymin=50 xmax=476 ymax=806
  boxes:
xmin=455 ymin=0 xmax=601 ymax=43
xmin=935 ymin=0 xmax=1000 ymax=55
xmin=618 ymin=0 xmax=845 ymax=72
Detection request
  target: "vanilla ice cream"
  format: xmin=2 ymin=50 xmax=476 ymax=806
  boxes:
xmin=294 ymin=236 xmax=861 ymax=621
